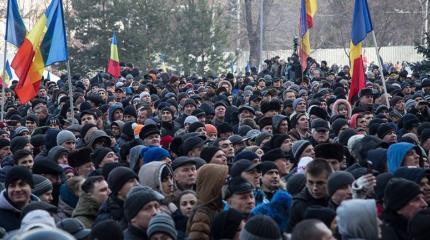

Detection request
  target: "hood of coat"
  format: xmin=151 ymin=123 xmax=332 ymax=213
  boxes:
xmin=138 ymin=161 xmax=173 ymax=196
xmin=196 ymin=164 xmax=228 ymax=206
xmin=336 ymin=199 xmax=378 ymax=240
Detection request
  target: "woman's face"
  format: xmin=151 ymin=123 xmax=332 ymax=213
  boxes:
xmin=211 ymin=150 xmax=227 ymax=165
xmin=337 ymin=103 xmax=348 ymax=117
xmin=179 ymin=193 xmax=197 ymax=217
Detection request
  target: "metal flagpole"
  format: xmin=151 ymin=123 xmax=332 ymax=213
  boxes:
xmin=371 ymin=31 xmax=390 ymax=109
xmin=66 ymin=60 xmax=74 ymax=120
xmin=1 ymin=41 xmax=8 ymax=122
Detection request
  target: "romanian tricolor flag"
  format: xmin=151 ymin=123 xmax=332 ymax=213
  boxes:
xmin=0 ymin=61 xmax=13 ymax=87
xmin=348 ymin=0 xmax=373 ymax=103
xmin=107 ymin=32 xmax=120 ymax=79
xmin=299 ymin=0 xmax=317 ymax=72
xmin=11 ymin=0 xmax=68 ymax=104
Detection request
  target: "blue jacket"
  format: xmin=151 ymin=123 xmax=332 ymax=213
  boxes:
xmin=387 ymin=142 xmax=415 ymax=173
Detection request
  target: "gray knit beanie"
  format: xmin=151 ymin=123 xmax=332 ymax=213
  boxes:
xmin=32 ymin=174 xmax=53 ymax=196
xmin=57 ymin=130 xmax=77 ymax=146
xmin=291 ymin=140 xmax=311 ymax=161
xmin=124 ymin=186 xmax=164 ymax=222
xmin=147 ymin=213 xmax=177 ymax=240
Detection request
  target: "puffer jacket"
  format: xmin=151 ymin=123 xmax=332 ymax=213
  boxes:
xmin=186 ymin=164 xmax=229 ymax=240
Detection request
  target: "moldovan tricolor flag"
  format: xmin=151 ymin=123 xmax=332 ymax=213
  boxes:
xmin=107 ymin=32 xmax=121 ymax=79
xmin=11 ymin=0 xmax=68 ymax=104
xmin=348 ymin=0 xmax=373 ymax=103
xmin=299 ymin=0 xmax=317 ymax=72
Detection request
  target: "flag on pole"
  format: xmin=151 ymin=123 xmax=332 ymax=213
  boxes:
xmin=0 ymin=61 xmax=13 ymax=87
xmin=299 ymin=0 xmax=317 ymax=72
xmin=5 ymin=0 xmax=27 ymax=47
xmin=348 ymin=0 xmax=373 ymax=103
xmin=107 ymin=32 xmax=121 ymax=79
xmin=11 ymin=0 xmax=69 ymax=104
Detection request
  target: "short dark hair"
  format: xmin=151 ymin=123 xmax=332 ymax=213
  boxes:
xmin=13 ymin=149 xmax=32 ymax=165
xmin=306 ymin=158 xmax=332 ymax=178
xmin=81 ymin=176 xmax=105 ymax=194
xmin=291 ymin=219 xmax=327 ymax=240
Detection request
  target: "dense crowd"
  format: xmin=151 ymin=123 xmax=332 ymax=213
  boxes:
xmin=0 ymin=56 xmax=429 ymax=240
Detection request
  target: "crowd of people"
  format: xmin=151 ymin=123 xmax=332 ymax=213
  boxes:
xmin=0 ymin=56 xmax=429 ymax=240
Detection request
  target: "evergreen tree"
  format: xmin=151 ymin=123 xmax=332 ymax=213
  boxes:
xmin=412 ymin=33 xmax=430 ymax=74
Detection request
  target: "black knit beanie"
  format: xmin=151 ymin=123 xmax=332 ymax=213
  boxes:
xmin=260 ymin=161 xmax=278 ymax=176
xmin=124 ymin=105 xmax=137 ymax=118
xmin=384 ymin=178 xmax=422 ymax=211
xmin=239 ymin=215 xmax=282 ymax=240
xmin=6 ymin=166 xmax=33 ymax=189
xmin=200 ymin=147 xmax=221 ymax=163
xmin=10 ymin=136 xmax=30 ymax=154
xmin=107 ymin=166 xmax=138 ymax=196
xmin=286 ymin=173 xmax=306 ymax=196
xmin=124 ymin=186 xmax=163 ymax=222
xmin=212 ymin=208 xmax=246 ymax=240
xmin=327 ymin=171 xmax=355 ymax=196
xmin=91 ymin=220 xmax=123 ymax=240
xmin=91 ymin=147 xmax=112 ymax=168
xmin=304 ymin=206 xmax=336 ymax=228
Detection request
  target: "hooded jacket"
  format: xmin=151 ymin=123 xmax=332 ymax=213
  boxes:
xmin=186 ymin=164 xmax=228 ymax=240
xmin=72 ymin=192 xmax=101 ymax=228
xmin=331 ymin=99 xmax=352 ymax=119
xmin=138 ymin=161 xmax=173 ymax=197
xmin=387 ymin=142 xmax=416 ymax=173
xmin=336 ymin=199 xmax=379 ymax=240
xmin=129 ymin=145 xmax=145 ymax=173
xmin=47 ymin=146 xmax=68 ymax=163
xmin=272 ymin=114 xmax=288 ymax=134
xmin=108 ymin=102 xmax=124 ymax=123
xmin=0 ymin=190 xmax=39 ymax=231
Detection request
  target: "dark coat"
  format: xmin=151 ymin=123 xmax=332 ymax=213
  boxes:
xmin=95 ymin=195 xmax=127 ymax=229
xmin=381 ymin=210 xmax=410 ymax=240
xmin=287 ymin=188 xmax=329 ymax=232
xmin=123 ymin=225 xmax=148 ymax=240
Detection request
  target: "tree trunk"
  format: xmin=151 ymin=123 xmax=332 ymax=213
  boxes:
xmin=245 ymin=0 xmax=260 ymax=68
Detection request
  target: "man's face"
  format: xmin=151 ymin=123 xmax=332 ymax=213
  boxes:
xmin=312 ymin=129 xmax=329 ymax=143
xmin=280 ymin=138 xmax=293 ymax=152
xmin=296 ymin=101 xmax=307 ymax=112
xmin=137 ymin=108 xmax=149 ymax=124
xmin=261 ymin=169 xmax=280 ymax=190
xmin=278 ymin=120 xmax=289 ymax=134
xmin=39 ymin=190 xmax=53 ymax=203
xmin=143 ymin=134 xmax=161 ymax=147
xmin=382 ymin=131 xmax=397 ymax=144
xmin=81 ymin=114 xmax=97 ymax=125
xmin=211 ymin=150 xmax=227 ymax=165
xmin=25 ymin=120 xmax=37 ymax=132
xmin=17 ymin=155 xmax=34 ymax=170
xmin=90 ymin=180 xmax=111 ymax=204
xmin=7 ymin=180 xmax=31 ymax=207
xmin=161 ymin=111 xmax=173 ymax=122
xmin=228 ymin=191 xmax=255 ymax=214
xmin=111 ymin=125 xmax=121 ymax=138
xmin=404 ymin=149 xmax=420 ymax=167
xmin=219 ymin=139 xmax=235 ymax=158
xmin=174 ymin=164 xmax=197 ymax=188
xmin=117 ymin=179 xmax=139 ymax=200
xmin=77 ymin=162 xmax=95 ymax=177
xmin=239 ymin=110 xmax=254 ymax=120
xmin=261 ymin=125 xmax=273 ymax=134
xmin=420 ymin=177 xmax=430 ymax=203
xmin=398 ymin=194 xmax=428 ymax=220
xmin=306 ymin=172 xmax=328 ymax=199
xmin=132 ymin=201 xmax=161 ymax=230
xmin=285 ymin=92 xmax=296 ymax=100
xmin=113 ymin=109 xmax=124 ymax=121
xmin=297 ymin=115 xmax=309 ymax=130
xmin=326 ymin=159 xmax=341 ymax=171
xmin=123 ymin=115 xmax=135 ymax=123
xmin=274 ymin=158 xmax=291 ymax=177
xmin=183 ymin=104 xmax=196 ymax=116
xmin=215 ymin=106 xmax=226 ymax=118
xmin=0 ymin=146 xmax=11 ymax=160
xmin=241 ymin=169 xmax=262 ymax=188
xmin=360 ymin=95 xmax=374 ymax=105
xmin=34 ymin=106 xmax=48 ymax=120
xmin=331 ymin=185 xmax=352 ymax=204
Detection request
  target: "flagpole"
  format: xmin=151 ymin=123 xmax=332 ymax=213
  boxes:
xmin=1 ymin=41 xmax=8 ymax=122
xmin=66 ymin=60 xmax=74 ymax=120
xmin=371 ymin=31 xmax=390 ymax=109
